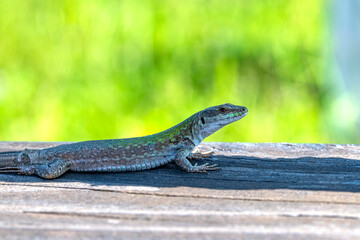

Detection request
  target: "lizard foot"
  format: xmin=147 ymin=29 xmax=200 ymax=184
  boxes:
xmin=0 ymin=166 xmax=35 ymax=175
xmin=190 ymin=163 xmax=220 ymax=173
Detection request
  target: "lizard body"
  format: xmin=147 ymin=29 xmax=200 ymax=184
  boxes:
xmin=0 ymin=103 xmax=247 ymax=179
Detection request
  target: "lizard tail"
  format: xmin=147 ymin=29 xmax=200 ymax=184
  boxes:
xmin=0 ymin=151 xmax=21 ymax=167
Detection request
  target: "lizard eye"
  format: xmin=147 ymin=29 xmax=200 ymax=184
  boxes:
xmin=200 ymin=117 xmax=206 ymax=124
xmin=219 ymin=107 xmax=227 ymax=113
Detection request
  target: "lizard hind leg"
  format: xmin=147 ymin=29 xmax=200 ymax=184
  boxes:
xmin=35 ymin=159 xmax=71 ymax=179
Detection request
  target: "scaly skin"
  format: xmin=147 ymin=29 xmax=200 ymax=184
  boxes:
xmin=0 ymin=103 xmax=247 ymax=179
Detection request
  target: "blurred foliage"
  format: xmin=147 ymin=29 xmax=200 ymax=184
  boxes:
xmin=0 ymin=0 xmax=347 ymax=143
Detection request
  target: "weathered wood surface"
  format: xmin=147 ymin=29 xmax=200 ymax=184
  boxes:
xmin=1 ymin=141 xmax=360 ymax=240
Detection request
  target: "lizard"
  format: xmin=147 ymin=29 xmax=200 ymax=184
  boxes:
xmin=0 ymin=103 xmax=247 ymax=179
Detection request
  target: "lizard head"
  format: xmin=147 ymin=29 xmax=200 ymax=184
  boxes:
xmin=192 ymin=103 xmax=248 ymax=143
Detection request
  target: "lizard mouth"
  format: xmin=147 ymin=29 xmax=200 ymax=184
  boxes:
xmin=212 ymin=109 xmax=248 ymax=129
xmin=225 ymin=108 xmax=248 ymax=121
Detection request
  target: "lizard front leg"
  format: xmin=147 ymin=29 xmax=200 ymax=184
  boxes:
xmin=175 ymin=150 xmax=219 ymax=173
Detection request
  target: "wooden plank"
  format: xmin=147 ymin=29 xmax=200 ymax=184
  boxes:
xmin=1 ymin=142 xmax=360 ymax=239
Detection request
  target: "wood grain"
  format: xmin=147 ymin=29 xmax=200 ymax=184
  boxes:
xmin=1 ymin=142 xmax=360 ymax=239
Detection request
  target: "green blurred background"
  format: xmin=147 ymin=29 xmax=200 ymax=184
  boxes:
xmin=0 ymin=0 xmax=358 ymax=143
